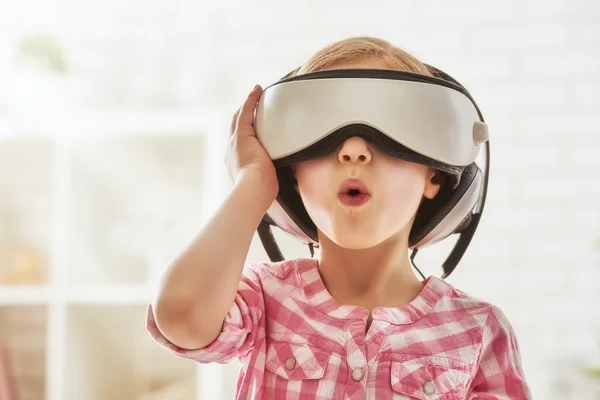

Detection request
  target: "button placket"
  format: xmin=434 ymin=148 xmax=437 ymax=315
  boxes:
xmin=345 ymin=321 xmax=369 ymax=387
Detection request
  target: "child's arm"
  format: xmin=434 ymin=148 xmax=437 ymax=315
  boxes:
xmin=467 ymin=307 xmax=532 ymax=399
xmin=150 ymin=84 xmax=277 ymax=351
xmin=150 ymin=174 xmax=273 ymax=350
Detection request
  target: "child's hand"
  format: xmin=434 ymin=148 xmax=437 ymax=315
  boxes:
xmin=226 ymin=85 xmax=279 ymax=200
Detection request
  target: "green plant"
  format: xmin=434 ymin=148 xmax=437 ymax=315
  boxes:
xmin=584 ymin=367 xmax=600 ymax=380
xmin=583 ymin=241 xmax=600 ymax=381
xmin=14 ymin=34 xmax=67 ymax=73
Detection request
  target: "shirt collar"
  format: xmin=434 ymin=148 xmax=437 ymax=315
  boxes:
xmin=296 ymin=257 xmax=450 ymax=325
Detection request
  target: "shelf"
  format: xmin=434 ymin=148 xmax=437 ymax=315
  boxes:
xmin=0 ymin=139 xmax=54 ymax=287
xmin=0 ymin=112 xmax=231 ymax=400
xmin=63 ymin=304 xmax=196 ymax=400
xmin=66 ymin=284 xmax=151 ymax=305
xmin=0 ymin=109 xmax=224 ymax=140
xmin=0 ymin=305 xmax=47 ymax=400
xmin=67 ymin=134 xmax=208 ymax=287
xmin=0 ymin=284 xmax=158 ymax=306
xmin=0 ymin=286 xmax=50 ymax=305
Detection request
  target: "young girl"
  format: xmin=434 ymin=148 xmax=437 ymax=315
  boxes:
xmin=147 ymin=36 xmax=531 ymax=399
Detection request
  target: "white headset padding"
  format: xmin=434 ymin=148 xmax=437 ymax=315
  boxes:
xmin=266 ymin=200 xmax=316 ymax=244
xmin=412 ymin=168 xmax=482 ymax=249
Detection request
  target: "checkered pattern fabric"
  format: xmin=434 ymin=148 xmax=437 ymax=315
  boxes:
xmin=147 ymin=258 xmax=531 ymax=399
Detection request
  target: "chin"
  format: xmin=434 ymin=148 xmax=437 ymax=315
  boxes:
xmin=325 ymin=227 xmax=386 ymax=250
xmin=316 ymin=213 xmax=414 ymax=251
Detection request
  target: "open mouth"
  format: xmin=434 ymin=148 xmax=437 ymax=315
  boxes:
xmin=338 ymin=179 xmax=371 ymax=207
xmin=338 ymin=178 xmax=370 ymax=196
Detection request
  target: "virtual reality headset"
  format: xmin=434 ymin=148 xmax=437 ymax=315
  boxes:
xmin=253 ymin=65 xmax=489 ymax=278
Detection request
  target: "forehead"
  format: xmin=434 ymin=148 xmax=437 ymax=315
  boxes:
xmin=322 ymin=57 xmax=392 ymax=71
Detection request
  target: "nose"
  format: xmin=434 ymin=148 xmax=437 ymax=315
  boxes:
xmin=338 ymin=136 xmax=372 ymax=165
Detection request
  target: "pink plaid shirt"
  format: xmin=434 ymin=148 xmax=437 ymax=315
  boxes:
xmin=147 ymin=258 xmax=531 ymax=399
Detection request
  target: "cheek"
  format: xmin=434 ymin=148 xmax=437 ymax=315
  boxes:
xmin=295 ymin=160 xmax=333 ymax=196
xmin=380 ymin=162 xmax=428 ymax=202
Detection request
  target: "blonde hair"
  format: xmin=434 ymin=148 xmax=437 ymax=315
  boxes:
xmin=294 ymin=36 xmax=433 ymax=77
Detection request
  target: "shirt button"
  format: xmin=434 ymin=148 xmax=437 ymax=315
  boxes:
xmin=351 ymin=367 xmax=364 ymax=381
xmin=423 ymin=382 xmax=436 ymax=395
xmin=285 ymin=357 xmax=296 ymax=370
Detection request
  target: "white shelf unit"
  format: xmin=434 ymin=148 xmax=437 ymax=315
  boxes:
xmin=0 ymin=108 xmax=251 ymax=400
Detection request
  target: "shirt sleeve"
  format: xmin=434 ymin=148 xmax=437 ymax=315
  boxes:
xmin=467 ymin=306 xmax=532 ymax=399
xmin=146 ymin=262 xmax=265 ymax=364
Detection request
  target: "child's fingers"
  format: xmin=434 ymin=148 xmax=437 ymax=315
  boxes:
xmin=235 ymin=85 xmax=262 ymax=135
xmin=230 ymin=107 xmax=241 ymax=136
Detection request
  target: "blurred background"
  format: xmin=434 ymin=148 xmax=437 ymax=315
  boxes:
xmin=0 ymin=0 xmax=598 ymax=399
